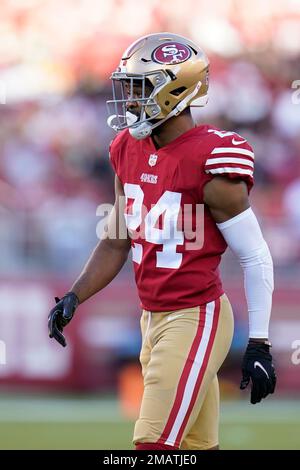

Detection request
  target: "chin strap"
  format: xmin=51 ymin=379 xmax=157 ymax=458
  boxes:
xmin=129 ymin=121 xmax=153 ymax=140
xmin=152 ymin=80 xmax=203 ymax=126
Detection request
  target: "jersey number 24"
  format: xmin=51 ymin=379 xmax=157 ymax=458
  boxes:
xmin=124 ymin=183 xmax=184 ymax=269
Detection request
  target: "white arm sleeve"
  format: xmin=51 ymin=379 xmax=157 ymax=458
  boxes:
xmin=217 ymin=208 xmax=274 ymax=338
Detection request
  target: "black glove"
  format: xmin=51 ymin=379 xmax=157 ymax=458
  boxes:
xmin=48 ymin=292 xmax=79 ymax=347
xmin=240 ymin=342 xmax=276 ymax=404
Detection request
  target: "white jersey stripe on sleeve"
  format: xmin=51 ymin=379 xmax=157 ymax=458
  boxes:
xmin=211 ymin=147 xmax=255 ymax=159
xmin=205 ymin=167 xmax=253 ymax=176
xmin=205 ymin=157 xmax=254 ymax=168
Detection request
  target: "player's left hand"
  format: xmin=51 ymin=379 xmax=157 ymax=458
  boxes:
xmin=240 ymin=341 xmax=276 ymax=404
xmin=48 ymin=292 xmax=79 ymax=347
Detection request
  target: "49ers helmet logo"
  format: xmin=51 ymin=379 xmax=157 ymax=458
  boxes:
xmin=152 ymin=42 xmax=191 ymax=64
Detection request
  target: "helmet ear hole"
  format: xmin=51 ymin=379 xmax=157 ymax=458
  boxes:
xmin=170 ymin=86 xmax=187 ymax=96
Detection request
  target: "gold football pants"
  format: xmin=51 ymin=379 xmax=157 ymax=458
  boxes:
xmin=133 ymin=294 xmax=234 ymax=449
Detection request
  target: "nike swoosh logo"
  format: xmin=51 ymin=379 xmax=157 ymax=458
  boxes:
xmin=254 ymin=361 xmax=269 ymax=379
xmin=232 ymin=138 xmax=247 ymax=145
xmin=167 ymin=313 xmax=185 ymax=322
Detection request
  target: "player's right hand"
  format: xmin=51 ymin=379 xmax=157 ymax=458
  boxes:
xmin=48 ymin=292 xmax=79 ymax=347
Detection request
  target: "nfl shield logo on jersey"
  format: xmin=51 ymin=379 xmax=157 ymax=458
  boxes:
xmin=148 ymin=154 xmax=158 ymax=167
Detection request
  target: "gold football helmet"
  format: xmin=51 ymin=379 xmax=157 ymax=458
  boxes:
xmin=107 ymin=32 xmax=209 ymax=140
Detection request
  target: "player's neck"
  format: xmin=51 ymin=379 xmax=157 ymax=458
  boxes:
xmin=151 ymin=113 xmax=196 ymax=150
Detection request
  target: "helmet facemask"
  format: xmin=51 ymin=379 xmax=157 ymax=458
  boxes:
xmin=107 ymin=71 xmax=171 ymax=139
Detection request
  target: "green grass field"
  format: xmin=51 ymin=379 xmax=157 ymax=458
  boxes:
xmin=0 ymin=395 xmax=299 ymax=450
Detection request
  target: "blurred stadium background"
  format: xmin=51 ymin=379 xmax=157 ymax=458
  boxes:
xmin=0 ymin=0 xmax=300 ymax=450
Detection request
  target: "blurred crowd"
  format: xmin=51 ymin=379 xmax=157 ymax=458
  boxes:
xmin=0 ymin=0 xmax=300 ymax=278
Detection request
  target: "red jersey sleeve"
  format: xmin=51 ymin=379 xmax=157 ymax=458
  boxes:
xmin=108 ymin=130 xmax=129 ymax=182
xmin=108 ymin=138 xmax=118 ymax=174
xmin=204 ymin=132 xmax=255 ymax=192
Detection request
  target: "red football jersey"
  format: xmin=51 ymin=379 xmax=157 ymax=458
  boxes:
xmin=109 ymin=125 xmax=254 ymax=311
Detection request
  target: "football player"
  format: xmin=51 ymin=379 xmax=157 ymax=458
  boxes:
xmin=48 ymin=33 xmax=276 ymax=450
